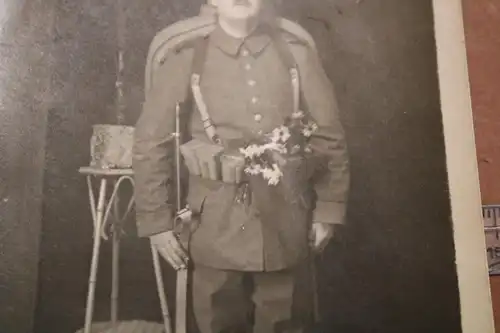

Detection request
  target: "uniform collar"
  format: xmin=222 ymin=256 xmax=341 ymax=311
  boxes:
xmin=210 ymin=23 xmax=272 ymax=57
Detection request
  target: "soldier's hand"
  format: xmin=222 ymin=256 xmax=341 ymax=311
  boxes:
xmin=309 ymin=222 xmax=334 ymax=253
xmin=150 ymin=231 xmax=189 ymax=270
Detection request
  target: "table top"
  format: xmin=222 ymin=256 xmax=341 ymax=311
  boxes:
xmin=79 ymin=166 xmax=134 ymax=176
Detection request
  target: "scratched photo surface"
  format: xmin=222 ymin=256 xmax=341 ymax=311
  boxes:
xmin=0 ymin=1 xmax=462 ymax=333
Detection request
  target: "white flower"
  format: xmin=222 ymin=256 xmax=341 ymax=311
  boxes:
xmin=271 ymin=126 xmax=291 ymax=143
xmin=240 ymin=144 xmax=266 ymax=158
xmin=281 ymin=128 xmax=291 ymax=142
xmin=262 ymin=142 xmax=287 ymax=154
xmin=261 ymin=163 xmax=283 ymax=186
xmin=302 ymin=129 xmax=312 ymax=137
xmin=244 ymin=163 xmax=262 ymax=175
xmin=270 ymin=129 xmax=281 ymax=143
xmin=290 ymin=144 xmax=301 ymax=154
xmin=291 ymin=110 xmax=305 ymax=119
xmin=302 ymin=122 xmax=318 ymax=137
xmin=277 ymin=145 xmax=288 ymax=154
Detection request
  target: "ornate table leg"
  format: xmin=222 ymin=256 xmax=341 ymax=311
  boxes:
xmin=81 ymin=171 xmax=173 ymax=333
xmin=100 ymin=175 xmax=134 ymax=332
xmin=151 ymin=242 xmax=173 ymax=333
xmin=84 ymin=177 xmax=108 ymax=333
xmin=111 ymin=185 xmax=121 ymax=332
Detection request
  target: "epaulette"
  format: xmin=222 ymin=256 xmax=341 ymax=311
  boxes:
xmin=172 ymin=35 xmax=208 ymax=54
xmin=158 ymin=36 xmax=207 ymax=65
xmin=280 ymin=29 xmax=310 ymax=47
xmin=145 ymin=11 xmax=317 ymax=94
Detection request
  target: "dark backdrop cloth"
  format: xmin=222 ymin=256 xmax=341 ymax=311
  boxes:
xmin=0 ymin=0 xmax=460 ymax=333
xmin=0 ymin=0 xmax=56 ymax=332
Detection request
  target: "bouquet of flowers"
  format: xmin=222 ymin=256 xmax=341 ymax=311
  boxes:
xmin=239 ymin=110 xmax=318 ymax=186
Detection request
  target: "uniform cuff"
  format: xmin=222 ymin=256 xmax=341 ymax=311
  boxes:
xmin=313 ymin=201 xmax=346 ymax=225
xmin=136 ymin=207 xmax=174 ymax=237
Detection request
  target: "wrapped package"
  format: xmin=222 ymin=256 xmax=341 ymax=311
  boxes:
xmin=90 ymin=124 xmax=134 ymax=169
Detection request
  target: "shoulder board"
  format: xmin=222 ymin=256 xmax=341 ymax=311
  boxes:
xmin=145 ymin=13 xmax=317 ymax=94
xmin=145 ymin=14 xmax=216 ymax=93
xmin=169 ymin=36 xmax=205 ymax=56
xmin=275 ymin=17 xmax=317 ymax=52
xmin=280 ymin=30 xmax=309 ymax=46
xmin=149 ymin=17 xmax=215 ymax=63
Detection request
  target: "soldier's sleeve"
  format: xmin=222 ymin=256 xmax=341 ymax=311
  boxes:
xmin=132 ymin=46 xmax=193 ymax=237
xmin=294 ymin=43 xmax=350 ymax=225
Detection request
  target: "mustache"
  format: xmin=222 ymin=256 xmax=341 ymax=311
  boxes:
xmin=233 ymin=0 xmax=251 ymax=7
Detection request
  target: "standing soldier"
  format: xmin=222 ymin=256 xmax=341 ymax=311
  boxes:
xmin=133 ymin=0 xmax=350 ymax=332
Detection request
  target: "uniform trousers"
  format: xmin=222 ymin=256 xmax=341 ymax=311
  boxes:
xmin=191 ymin=262 xmax=315 ymax=333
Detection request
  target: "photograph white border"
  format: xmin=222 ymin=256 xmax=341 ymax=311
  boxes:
xmin=432 ymin=0 xmax=495 ymax=331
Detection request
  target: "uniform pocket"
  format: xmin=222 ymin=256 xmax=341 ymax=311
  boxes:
xmin=186 ymin=177 xmax=214 ymax=214
xmin=187 ymin=180 xmax=239 ymax=246
xmin=200 ymin=182 xmax=237 ymax=218
xmin=186 ymin=176 xmax=236 ymax=214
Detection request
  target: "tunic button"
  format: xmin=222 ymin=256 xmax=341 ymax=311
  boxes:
xmin=241 ymin=49 xmax=249 ymax=56
xmin=251 ymin=97 xmax=258 ymax=104
xmin=254 ymin=113 xmax=263 ymax=122
xmin=245 ymin=63 xmax=251 ymax=70
xmin=248 ymin=80 xmax=256 ymax=87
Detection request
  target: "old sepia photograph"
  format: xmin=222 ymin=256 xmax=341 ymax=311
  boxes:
xmin=0 ymin=0 xmax=494 ymax=333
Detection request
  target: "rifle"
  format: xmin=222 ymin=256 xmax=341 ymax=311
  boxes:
xmin=173 ymin=103 xmax=192 ymax=333
xmin=150 ymin=103 xmax=191 ymax=333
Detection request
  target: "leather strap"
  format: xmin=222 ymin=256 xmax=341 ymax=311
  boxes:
xmin=189 ymin=28 xmax=304 ymax=143
xmin=191 ymin=37 xmax=222 ymax=145
xmin=269 ymin=29 xmax=301 ymax=116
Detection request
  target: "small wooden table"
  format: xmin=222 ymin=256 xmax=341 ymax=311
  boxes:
xmin=78 ymin=166 xmax=171 ymax=333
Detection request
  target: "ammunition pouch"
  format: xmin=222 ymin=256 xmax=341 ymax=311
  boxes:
xmin=180 ymin=138 xmax=245 ymax=184
xmin=181 ymin=140 xmax=317 ymax=220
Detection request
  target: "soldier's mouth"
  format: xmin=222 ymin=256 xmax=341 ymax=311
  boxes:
xmin=233 ymin=0 xmax=251 ymax=7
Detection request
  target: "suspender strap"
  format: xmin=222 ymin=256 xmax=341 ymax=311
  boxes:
xmin=271 ymin=29 xmax=317 ymax=124
xmin=191 ymin=36 xmax=222 ymax=144
xmin=269 ymin=29 xmax=301 ymax=116
xmin=189 ymin=28 xmax=307 ymax=144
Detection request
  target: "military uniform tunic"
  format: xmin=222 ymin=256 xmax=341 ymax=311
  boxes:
xmin=133 ymin=23 xmax=350 ymax=272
